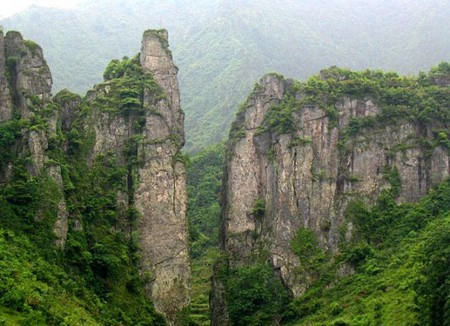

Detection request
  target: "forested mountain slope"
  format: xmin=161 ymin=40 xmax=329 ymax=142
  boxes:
xmin=2 ymin=0 xmax=449 ymax=151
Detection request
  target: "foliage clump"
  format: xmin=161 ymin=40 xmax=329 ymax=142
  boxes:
xmin=291 ymin=227 xmax=326 ymax=271
xmin=97 ymin=55 xmax=164 ymax=118
xmin=224 ymin=263 xmax=290 ymax=326
xmin=257 ymin=63 xmax=450 ymax=142
xmin=252 ymin=198 xmax=266 ymax=218
xmin=187 ymin=142 xmax=225 ymax=258
xmin=286 ymin=179 xmax=450 ymax=325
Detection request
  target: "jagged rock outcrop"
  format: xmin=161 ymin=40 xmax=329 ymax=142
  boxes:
xmin=74 ymin=30 xmax=189 ymax=323
xmin=61 ymin=29 xmax=189 ymax=323
xmin=136 ymin=30 xmax=189 ymax=323
xmin=0 ymin=31 xmax=13 ymax=122
xmin=4 ymin=31 xmax=52 ymax=119
xmin=213 ymin=69 xmax=450 ymax=323
xmin=0 ymin=30 xmax=189 ymax=324
xmin=0 ymin=30 xmax=68 ymax=247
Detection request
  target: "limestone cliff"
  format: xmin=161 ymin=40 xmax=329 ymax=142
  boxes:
xmin=0 ymin=31 xmax=13 ymax=122
xmin=0 ymin=30 xmax=68 ymax=247
xmin=75 ymin=29 xmax=189 ymax=323
xmin=136 ymin=30 xmax=189 ymax=323
xmin=0 ymin=30 xmax=189 ymax=324
xmin=213 ymin=68 xmax=450 ymax=323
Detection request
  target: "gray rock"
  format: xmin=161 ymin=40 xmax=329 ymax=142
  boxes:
xmin=136 ymin=29 xmax=189 ymax=325
xmin=214 ymin=72 xmax=450 ymax=322
xmin=0 ymin=31 xmax=13 ymax=122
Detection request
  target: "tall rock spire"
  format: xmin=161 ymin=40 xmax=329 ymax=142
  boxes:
xmin=0 ymin=31 xmax=68 ymax=247
xmin=0 ymin=30 xmax=13 ymax=122
xmin=136 ymin=29 xmax=190 ymax=324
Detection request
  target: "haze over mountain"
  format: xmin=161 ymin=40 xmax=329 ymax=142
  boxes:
xmin=1 ymin=2 xmax=450 ymax=324
xmin=2 ymin=0 xmax=449 ymax=152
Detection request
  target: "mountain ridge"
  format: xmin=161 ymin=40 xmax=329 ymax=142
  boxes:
xmin=2 ymin=0 xmax=449 ymax=152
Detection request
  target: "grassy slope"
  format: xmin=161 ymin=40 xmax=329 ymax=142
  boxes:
xmin=289 ymin=205 xmax=450 ymax=325
xmin=0 ymin=230 xmax=100 ymax=325
xmin=284 ymin=181 xmax=450 ymax=325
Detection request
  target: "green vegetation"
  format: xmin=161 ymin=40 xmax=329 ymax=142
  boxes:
xmin=56 ymin=57 xmax=165 ymax=324
xmin=0 ymin=229 xmax=99 ymax=325
xmin=223 ymin=262 xmax=291 ymax=326
xmin=23 ymin=39 xmax=40 ymax=54
xmin=259 ymin=79 xmax=301 ymax=135
xmin=0 ymin=55 xmax=167 ymax=325
xmin=256 ymin=64 xmax=450 ymax=147
xmin=0 ymin=119 xmax=24 ymax=166
xmin=283 ymin=179 xmax=450 ymax=325
xmin=187 ymin=142 xmax=225 ymax=259
xmin=291 ymin=228 xmax=326 ymax=272
xmin=186 ymin=143 xmax=225 ymax=324
xmin=95 ymin=55 xmax=164 ymax=118
xmin=189 ymin=249 xmax=220 ymax=326
xmin=252 ymin=199 xmax=266 ymax=218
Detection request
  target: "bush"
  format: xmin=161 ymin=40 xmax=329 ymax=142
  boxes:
xmin=291 ymin=228 xmax=325 ymax=270
xmin=226 ymin=263 xmax=290 ymax=325
xmin=252 ymin=199 xmax=266 ymax=218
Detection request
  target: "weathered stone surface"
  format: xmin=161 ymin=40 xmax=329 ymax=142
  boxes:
xmin=48 ymin=165 xmax=69 ymax=248
xmin=140 ymin=29 xmax=184 ymax=139
xmin=215 ymin=73 xmax=450 ymax=321
xmin=53 ymin=90 xmax=81 ymax=133
xmin=136 ymin=29 xmax=189 ymax=325
xmin=1 ymin=31 xmax=68 ymax=247
xmin=0 ymin=31 xmax=13 ymax=122
xmin=5 ymin=31 xmax=52 ymax=119
xmin=27 ymin=129 xmax=47 ymax=175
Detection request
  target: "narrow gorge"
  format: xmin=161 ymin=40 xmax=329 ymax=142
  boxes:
xmin=1 ymin=25 xmax=450 ymax=326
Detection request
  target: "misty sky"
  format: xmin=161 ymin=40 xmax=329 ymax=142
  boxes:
xmin=0 ymin=0 xmax=81 ymax=19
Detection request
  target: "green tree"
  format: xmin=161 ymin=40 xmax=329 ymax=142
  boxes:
xmin=226 ymin=263 xmax=290 ymax=326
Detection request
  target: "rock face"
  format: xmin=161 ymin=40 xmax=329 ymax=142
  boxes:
xmin=213 ymin=71 xmax=450 ymax=323
xmin=4 ymin=31 xmax=52 ymax=119
xmin=1 ymin=30 xmax=53 ymax=173
xmin=0 ymin=30 xmax=68 ymax=247
xmin=0 ymin=30 xmax=189 ymax=324
xmin=136 ymin=30 xmax=190 ymax=323
xmin=80 ymin=30 xmax=189 ymax=323
xmin=0 ymin=31 xmax=13 ymax=122
xmin=76 ymin=30 xmax=189 ymax=323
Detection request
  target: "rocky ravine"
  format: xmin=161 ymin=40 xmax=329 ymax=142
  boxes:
xmin=0 ymin=29 xmax=189 ymax=324
xmin=213 ymin=71 xmax=450 ymax=324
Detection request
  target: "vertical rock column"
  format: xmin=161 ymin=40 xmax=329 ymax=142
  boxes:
xmin=135 ymin=29 xmax=190 ymax=324
xmin=3 ymin=31 xmax=68 ymax=247
xmin=0 ymin=30 xmax=13 ymax=122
